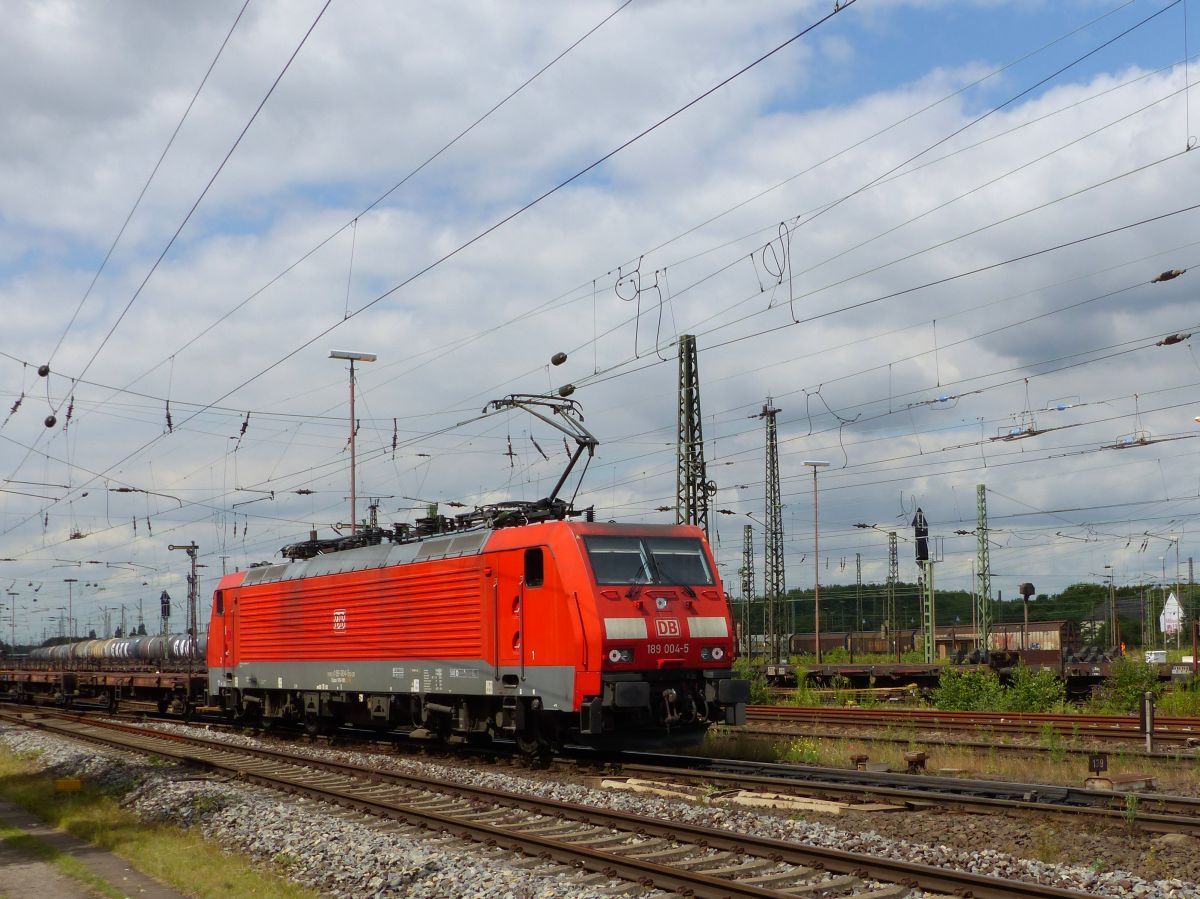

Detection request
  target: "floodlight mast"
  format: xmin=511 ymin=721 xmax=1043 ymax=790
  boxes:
xmin=329 ymin=351 xmax=377 ymax=534
xmin=803 ymin=461 xmax=830 ymax=663
xmin=483 ymin=394 xmax=598 ymax=506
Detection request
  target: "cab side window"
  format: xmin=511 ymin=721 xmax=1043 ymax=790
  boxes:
xmin=524 ymin=548 xmax=544 ymax=588
xmin=214 ymin=591 xmax=224 ymax=616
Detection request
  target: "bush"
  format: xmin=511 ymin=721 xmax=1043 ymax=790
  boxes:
xmin=782 ymin=664 xmax=820 ymax=706
xmin=933 ymin=664 xmax=1066 ymax=712
xmin=732 ymin=655 xmax=772 ymax=705
xmin=932 ymin=667 xmax=1005 ymax=710
xmin=1006 ymin=664 xmax=1067 ymax=712
xmin=1157 ymin=679 xmax=1200 ymax=716
xmin=1092 ymin=657 xmax=1163 ymax=713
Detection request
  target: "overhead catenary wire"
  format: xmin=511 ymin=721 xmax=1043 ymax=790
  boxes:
xmin=3 ymin=0 xmax=335 ymax=505
xmin=105 ymin=0 xmax=637 ymax=403
xmin=0 ymin=0 xmax=860 ymax=541
xmin=10 ymin=5 xmax=1200 ymax=619
xmin=44 ymin=0 xmax=251 ymax=368
xmin=348 ymin=0 xmax=1160 ymax=397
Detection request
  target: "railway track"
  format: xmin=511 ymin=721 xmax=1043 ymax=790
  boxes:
xmin=591 ymin=750 xmax=1200 ymax=836
xmin=725 ymin=722 xmax=1198 ymax=763
xmin=0 ymin=709 xmax=1097 ymax=899
xmin=746 ymin=706 xmax=1200 ymax=746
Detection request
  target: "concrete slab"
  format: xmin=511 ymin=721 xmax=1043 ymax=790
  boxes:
xmin=0 ymin=798 xmax=189 ymax=899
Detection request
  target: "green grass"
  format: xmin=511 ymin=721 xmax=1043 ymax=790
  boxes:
xmin=1156 ymin=679 xmax=1200 ymax=716
xmin=0 ymin=748 xmax=318 ymax=899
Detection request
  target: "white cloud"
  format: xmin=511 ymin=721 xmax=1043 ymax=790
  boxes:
xmin=1 ymin=1 xmax=1197 ymax=640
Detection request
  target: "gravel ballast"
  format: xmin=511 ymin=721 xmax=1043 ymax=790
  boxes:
xmin=1 ymin=722 xmax=1197 ymax=898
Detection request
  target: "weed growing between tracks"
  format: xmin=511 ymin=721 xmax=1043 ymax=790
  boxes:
xmin=1029 ymin=824 xmax=1066 ymax=864
xmin=1123 ymin=792 xmax=1140 ymax=832
xmin=1039 ymin=723 xmax=1067 ymax=763
xmin=778 ymin=737 xmax=821 ymax=764
xmin=1157 ymin=679 xmax=1200 ymax=716
xmin=0 ymin=746 xmax=317 ymax=899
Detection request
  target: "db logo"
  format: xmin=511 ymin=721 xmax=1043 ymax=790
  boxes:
xmin=655 ymin=618 xmax=681 ymax=637
xmin=332 ymin=609 xmax=347 ymax=631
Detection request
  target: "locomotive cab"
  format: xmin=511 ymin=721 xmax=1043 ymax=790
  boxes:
xmin=573 ymin=525 xmax=748 ymax=744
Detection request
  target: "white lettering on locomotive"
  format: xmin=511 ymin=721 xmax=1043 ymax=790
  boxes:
xmin=647 ymin=643 xmax=689 ymax=655
xmin=332 ymin=608 xmax=347 ymax=631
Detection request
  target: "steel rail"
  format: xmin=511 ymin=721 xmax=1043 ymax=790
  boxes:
xmin=725 ymin=723 xmax=1198 ymax=763
xmin=749 ymin=705 xmax=1200 ymax=741
xmin=0 ymin=711 xmax=1096 ymax=899
xmin=603 ymin=754 xmax=1200 ymax=834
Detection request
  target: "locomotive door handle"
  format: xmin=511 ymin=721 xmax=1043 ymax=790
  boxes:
xmin=492 ymin=580 xmax=499 ymax=682
xmin=518 ymin=577 xmax=526 ymax=681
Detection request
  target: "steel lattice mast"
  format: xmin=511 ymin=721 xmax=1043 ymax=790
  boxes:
xmin=855 ymin=552 xmax=862 ymax=637
xmin=914 ymin=508 xmax=935 ymax=664
xmin=740 ymin=523 xmax=755 ymax=657
xmin=975 ymin=484 xmax=993 ymax=653
xmin=675 ymin=335 xmax=710 ymax=541
xmin=885 ymin=531 xmax=898 ymax=649
xmin=758 ymin=398 xmax=785 ymax=662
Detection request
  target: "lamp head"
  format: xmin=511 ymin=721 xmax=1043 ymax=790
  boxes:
xmin=329 ymin=351 xmax=377 ymax=362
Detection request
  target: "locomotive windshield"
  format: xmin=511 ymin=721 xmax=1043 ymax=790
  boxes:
xmin=584 ymin=535 xmax=714 ymax=586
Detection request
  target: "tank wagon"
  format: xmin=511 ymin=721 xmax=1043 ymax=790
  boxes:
xmin=209 ymin=519 xmax=747 ymax=751
xmin=28 ymin=634 xmax=206 ymax=667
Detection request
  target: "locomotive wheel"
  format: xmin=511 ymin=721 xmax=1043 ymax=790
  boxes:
xmin=515 ymin=722 xmax=551 ymax=764
xmin=233 ymin=698 xmax=260 ymax=728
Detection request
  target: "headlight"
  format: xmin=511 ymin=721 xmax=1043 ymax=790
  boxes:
xmin=608 ymin=648 xmax=634 ymax=663
xmin=608 ymin=648 xmax=622 ymax=663
xmin=700 ymin=647 xmax=712 ymax=660
xmin=711 ymin=647 xmax=725 ymax=661
xmin=701 ymin=646 xmax=725 ymax=661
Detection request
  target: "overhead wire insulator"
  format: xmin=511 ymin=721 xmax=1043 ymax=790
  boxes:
xmin=1151 ymin=268 xmax=1186 ymax=283
xmin=1156 ymin=332 xmax=1192 ymax=346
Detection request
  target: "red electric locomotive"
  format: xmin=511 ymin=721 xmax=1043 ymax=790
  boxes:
xmin=205 ymin=396 xmax=747 ymax=751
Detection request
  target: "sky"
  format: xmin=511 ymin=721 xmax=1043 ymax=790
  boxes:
xmin=2 ymin=0 xmax=1200 ymax=642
